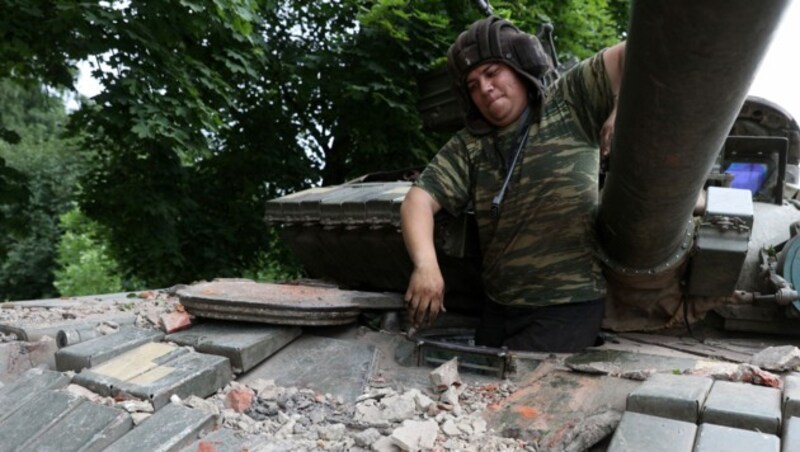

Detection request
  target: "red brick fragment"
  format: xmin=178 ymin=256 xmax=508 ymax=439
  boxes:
xmin=750 ymin=367 xmax=782 ymax=388
xmin=225 ymin=387 xmax=255 ymax=413
xmin=197 ymin=441 xmax=216 ymax=452
xmin=160 ymin=311 xmax=193 ymax=333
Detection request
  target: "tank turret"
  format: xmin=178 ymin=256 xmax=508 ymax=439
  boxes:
xmin=266 ymin=0 xmax=800 ymax=332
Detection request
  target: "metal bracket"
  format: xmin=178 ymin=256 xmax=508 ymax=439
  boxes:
xmin=411 ymin=328 xmax=511 ymax=378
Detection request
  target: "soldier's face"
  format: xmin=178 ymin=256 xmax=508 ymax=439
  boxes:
xmin=466 ymin=62 xmax=528 ymax=128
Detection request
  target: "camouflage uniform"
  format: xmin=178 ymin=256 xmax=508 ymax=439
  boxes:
xmin=416 ymin=51 xmax=613 ymax=308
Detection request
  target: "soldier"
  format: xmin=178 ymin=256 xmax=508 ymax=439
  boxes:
xmin=401 ymin=16 xmax=625 ymax=352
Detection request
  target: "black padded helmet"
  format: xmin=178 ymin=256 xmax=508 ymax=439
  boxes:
xmin=447 ymin=16 xmax=552 ymax=135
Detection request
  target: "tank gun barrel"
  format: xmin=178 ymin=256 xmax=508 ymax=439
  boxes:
xmin=597 ymin=0 xmax=789 ymax=271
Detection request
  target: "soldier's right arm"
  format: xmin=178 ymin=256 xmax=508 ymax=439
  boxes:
xmin=400 ymin=186 xmax=445 ymax=327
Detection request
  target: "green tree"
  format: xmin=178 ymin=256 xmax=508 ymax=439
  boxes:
xmin=263 ymin=0 xmax=630 ymax=185
xmin=0 ymin=79 xmax=86 ymax=300
xmin=52 ymin=0 xmax=285 ymax=287
xmin=0 ymin=158 xmax=29 ymax=258
xmin=0 ymin=0 xmax=630 ymax=290
xmin=53 ymin=209 xmax=134 ymax=296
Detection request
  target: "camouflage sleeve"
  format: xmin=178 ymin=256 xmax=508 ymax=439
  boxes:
xmin=413 ymin=133 xmax=472 ymax=216
xmin=555 ymin=49 xmax=615 ymax=146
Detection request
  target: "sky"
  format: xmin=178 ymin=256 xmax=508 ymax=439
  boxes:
xmin=748 ymin=0 xmax=800 ymax=121
xmin=75 ymin=3 xmax=800 ymax=122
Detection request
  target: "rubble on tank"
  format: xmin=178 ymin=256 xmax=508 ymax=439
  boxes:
xmin=3 ymin=285 xmax=800 ymax=451
xmin=0 ymin=288 xmax=535 ymax=450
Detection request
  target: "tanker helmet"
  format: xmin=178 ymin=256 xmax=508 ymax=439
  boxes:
xmin=447 ymin=16 xmax=552 ymax=135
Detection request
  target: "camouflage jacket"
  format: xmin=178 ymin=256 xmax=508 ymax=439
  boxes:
xmin=415 ymin=51 xmax=614 ymax=307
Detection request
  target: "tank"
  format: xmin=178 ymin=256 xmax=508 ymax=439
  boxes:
xmin=3 ymin=3 xmax=800 ymax=450
xmin=266 ymin=0 xmax=800 ymax=335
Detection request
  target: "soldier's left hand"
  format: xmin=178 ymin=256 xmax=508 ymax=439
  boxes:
xmin=600 ymin=106 xmax=617 ymax=159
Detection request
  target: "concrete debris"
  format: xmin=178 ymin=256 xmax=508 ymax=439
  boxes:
xmin=64 ymin=384 xmax=112 ymax=405
xmin=688 ymin=362 xmax=782 ymax=388
xmin=372 ymin=435 xmax=401 ymax=452
xmin=356 ymin=387 xmax=396 ymax=403
xmin=439 ymin=385 xmax=462 ymax=412
xmin=391 ymin=419 xmax=438 ymax=451
xmin=131 ymin=412 xmax=151 ymax=425
xmin=353 ymin=427 xmax=382 ymax=447
xmin=0 ymin=336 xmax=58 ymax=381
xmin=0 ymin=291 xmax=179 ymax=326
xmin=117 ymin=399 xmax=154 ymax=414
xmin=140 ymin=312 xmax=162 ymax=329
xmin=96 ymin=320 xmax=121 ymax=336
xmin=318 ymin=423 xmax=346 ymax=441
xmin=472 ymin=417 xmax=487 ymax=434
xmin=219 ymin=408 xmax=269 ymax=436
xmin=608 ymin=368 xmax=656 ymax=381
xmin=381 ymin=393 xmax=418 ymax=422
xmin=539 ymin=409 xmax=622 ymax=452
xmin=0 ymin=342 xmax=37 ymax=380
xmin=566 ymin=359 xmax=656 ymax=381
xmin=26 ymin=336 xmax=58 ymax=369
xmin=246 ymin=378 xmax=280 ymax=400
xmin=354 ymin=391 xmax=424 ymax=427
xmin=0 ymin=290 xmax=541 ymax=450
xmin=441 ymin=419 xmax=460 ymax=437
xmin=275 ymin=413 xmax=299 ymax=437
xmin=171 ymin=376 xmax=533 ymax=450
xmin=408 ymin=389 xmax=434 ymax=412
xmin=429 ymin=358 xmax=461 ymax=391
xmin=182 ymin=395 xmax=222 ymax=418
xmin=749 ymin=345 xmax=800 ymax=371
xmin=354 ymin=400 xmax=392 ymax=428
xmin=252 ymin=381 xmax=280 ymax=400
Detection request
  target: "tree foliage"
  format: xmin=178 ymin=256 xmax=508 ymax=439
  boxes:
xmin=54 ymin=209 xmax=138 ymax=296
xmin=0 ymin=0 xmax=629 ymax=291
xmin=0 ymin=80 xmax=86 ymax=300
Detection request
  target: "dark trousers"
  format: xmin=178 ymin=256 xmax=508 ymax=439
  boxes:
xmin=475 ymin=298 xmax=605 ymax=352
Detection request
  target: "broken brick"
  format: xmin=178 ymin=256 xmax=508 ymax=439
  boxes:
xmin=160 ymin=311 xmax=192 ymax=334
xmin=138 ymin=291 xmax=157 ymax=299
xmin=197 ymin=440 xmax=217 ymax=452
xmin=225 ymin=387 xmax=255 ymax=413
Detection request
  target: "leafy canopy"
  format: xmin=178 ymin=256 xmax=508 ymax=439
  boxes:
xmin=0 ymin=79 xmax=87 ymax=300
xmin=0 ymin=0 xmax=629 ymax=290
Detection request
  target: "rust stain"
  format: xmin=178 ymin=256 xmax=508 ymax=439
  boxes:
xmin=544 ymin=420 xmax=578 ymax=448
xmin=194 ymin=281 xmax=349 ymax=305
xmin=512 ymin=405 xmax=539 ymax=419
xmin=197 ymin=441 xmax=216 ymax=452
